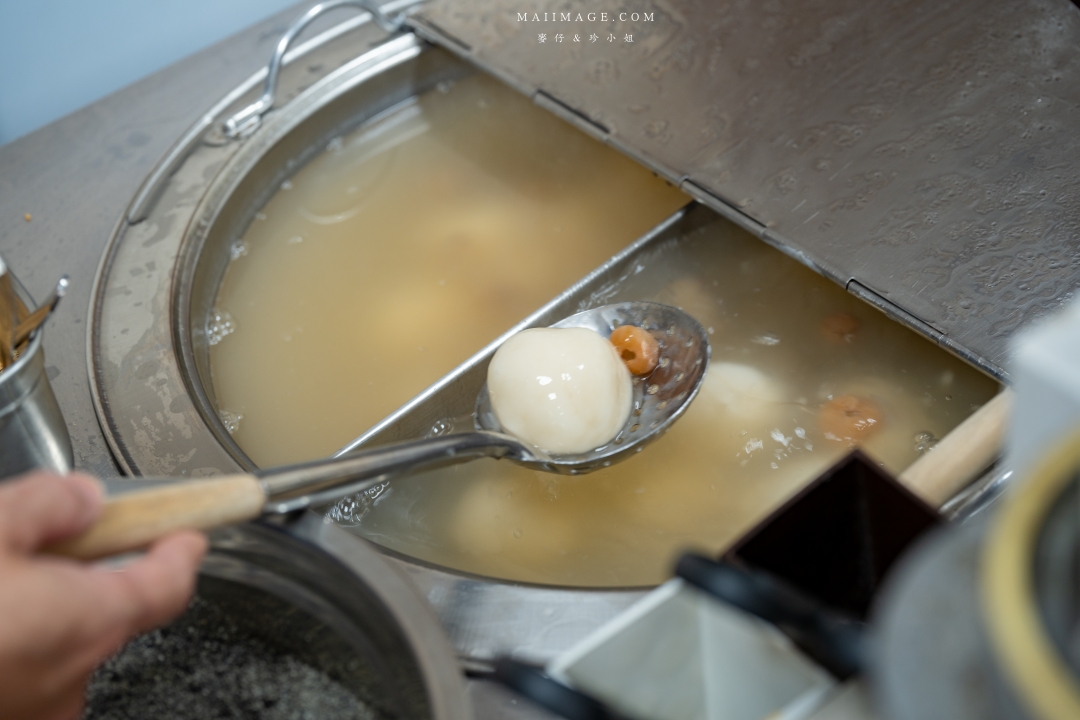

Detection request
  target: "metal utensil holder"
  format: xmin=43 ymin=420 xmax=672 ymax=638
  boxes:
xmin=0 ymin=286 xmax=72 ymax=479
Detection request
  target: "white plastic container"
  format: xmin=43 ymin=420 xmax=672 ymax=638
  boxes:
xmin=547 ymin=580 xmax=835 ymax=720
xmin=1007 ymin=299 xmax=1080 ymax=479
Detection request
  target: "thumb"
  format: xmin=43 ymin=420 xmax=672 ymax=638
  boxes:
xmin=0 ymin=472 xmax=103 ymax=553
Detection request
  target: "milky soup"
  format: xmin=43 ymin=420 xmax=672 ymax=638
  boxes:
xmin=210 ymin=72 xmax=999 ymax=587
xmin=210 ymin=73 xmax=687 ymax=465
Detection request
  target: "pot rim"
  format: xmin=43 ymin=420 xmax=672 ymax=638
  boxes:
xmin=86 ymin=19 xmax=649 ymax=664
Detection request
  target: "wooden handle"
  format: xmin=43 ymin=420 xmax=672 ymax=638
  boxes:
xmin=898 ymin=389 xmax=1013 ymax=508
xmin=46 ymin=475 xmax=266 ymax=560
xmin=13 ymin=303 xmax=50 ymax=348
xmin=13 ymin=292 xmax=28 ymax=322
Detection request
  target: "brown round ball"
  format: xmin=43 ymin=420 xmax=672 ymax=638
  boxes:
xmin=609 ymin=325 xmax=661 ymax=375
xmin=819 ymin=394 xmax=884 ymax=446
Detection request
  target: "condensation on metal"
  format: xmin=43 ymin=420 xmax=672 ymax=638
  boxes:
xmin=407 ymin=0 xmax=1080 ymax=379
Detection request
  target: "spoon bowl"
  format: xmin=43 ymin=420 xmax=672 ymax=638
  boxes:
xmin=474 ymin=301 xmax=710 ymax=474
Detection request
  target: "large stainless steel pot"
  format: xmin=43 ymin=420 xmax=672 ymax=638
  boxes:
xmin=90 ymin=18 xmax=644 ymax=664
xmin=87 ymin=2 xmax=1036 ymax=666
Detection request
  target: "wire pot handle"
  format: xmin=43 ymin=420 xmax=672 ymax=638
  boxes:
xmin=222 ymin=0 xmax=410 ymax=138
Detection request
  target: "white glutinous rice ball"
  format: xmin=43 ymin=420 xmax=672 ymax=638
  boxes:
xmin=487 ymin=327 xmax=633 ymax=454
xmin=704 ymin=362 xmax=785 ymax=422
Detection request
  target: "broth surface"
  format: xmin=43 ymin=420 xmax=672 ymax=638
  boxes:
xmin=331 ymin=222 xmax=998 ymax=586
xmin=211 ymin=72 xmax=999 ymax=587
xmin=211 ymin=73 xmax=687 ymax=465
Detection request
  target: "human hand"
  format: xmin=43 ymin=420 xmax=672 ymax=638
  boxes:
xmin=0 ymin=471 xmax=207 ymax=720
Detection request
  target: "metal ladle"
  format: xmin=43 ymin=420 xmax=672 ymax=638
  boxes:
xmin=50 ymin=302 xmax=709 ymax=559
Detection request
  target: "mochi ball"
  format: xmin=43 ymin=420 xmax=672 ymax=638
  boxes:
xmin=487 ymin=327 xmax=633 ymax=454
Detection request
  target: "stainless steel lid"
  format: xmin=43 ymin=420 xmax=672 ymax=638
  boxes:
xmin=406 ymin=0 xmax=1080 ymax=379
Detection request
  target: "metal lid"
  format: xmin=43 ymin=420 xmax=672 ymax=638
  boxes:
xmin=406 ymin=0 xmax=1080 ymax=379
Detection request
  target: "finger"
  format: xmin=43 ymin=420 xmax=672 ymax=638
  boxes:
xmin=1 ymin=678 xmax=86 ymax=720
xmin=0 ymin=472 xmax=103 ymax=553
xmin=38 ymin=686 xmax=86 ymax=720
xmin=17 ymin=532 xmax=207 ymax=692
xmin=94 ymin=531 xmax=207 ymax=637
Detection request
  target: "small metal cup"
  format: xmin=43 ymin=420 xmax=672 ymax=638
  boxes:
xmin=0 ymin=327 xmax=73 ymax=480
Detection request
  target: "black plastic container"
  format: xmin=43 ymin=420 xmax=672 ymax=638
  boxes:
xmin=724 ymin=450 xmax=942 ymax=619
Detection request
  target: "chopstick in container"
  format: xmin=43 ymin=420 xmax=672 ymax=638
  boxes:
xmin=0 ymin=255 xmax=17 ymax=368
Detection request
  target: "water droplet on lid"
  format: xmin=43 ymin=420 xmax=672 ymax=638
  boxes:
xmin=659 ymin=357 xmax=670 ymax=368
xmin=674 ymin=372 xmax=684 ymax=382
xmin=647 ymin=384 xmax=659 ymax=395
xmin=630 ymin=424 xmax=640 ymax=433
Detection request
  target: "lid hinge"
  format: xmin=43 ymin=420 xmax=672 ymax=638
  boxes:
xmin=848 ymin=280 xmax=1005 ymax=379
xmin=847 ymin=280 xmax=946 ymax=342
xmin=407 ymin=15 xmax=472 ymax=53
xmin=532 ymin=90 xmax=610 ymax=142
xmin=681 ymin=179 xmax=831 ymax=282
